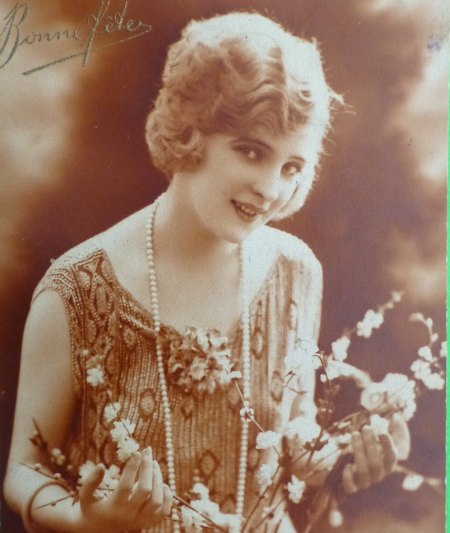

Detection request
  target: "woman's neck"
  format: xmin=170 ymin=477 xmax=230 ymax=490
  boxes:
xmin=153 ymin=185 xmax=240 ymax=269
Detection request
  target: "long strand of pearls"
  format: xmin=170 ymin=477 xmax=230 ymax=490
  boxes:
xmin=145 ymin=197 xmax=251 ymax=531
xmin=145 ymin=199 xmax=180 ymax=532
xmin=235 ymin=244 xmax=250 ymax=521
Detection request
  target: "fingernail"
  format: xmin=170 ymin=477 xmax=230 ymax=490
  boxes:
xmin=362 ymin=425 xmax=371 ymax=433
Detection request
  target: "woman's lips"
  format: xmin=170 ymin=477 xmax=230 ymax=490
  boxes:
xmin=232 ymin=200 xmax=266 ymax=222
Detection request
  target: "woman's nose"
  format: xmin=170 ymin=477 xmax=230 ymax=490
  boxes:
xmin=251 ymin=167 xmax=280 ymax=202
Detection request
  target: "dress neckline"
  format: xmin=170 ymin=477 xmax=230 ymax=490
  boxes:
xmin=98 ymin=247 xmax=282 ymax=341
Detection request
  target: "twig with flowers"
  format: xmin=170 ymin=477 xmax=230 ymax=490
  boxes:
xmin=25 ymin=292 xmax=445 ymax=532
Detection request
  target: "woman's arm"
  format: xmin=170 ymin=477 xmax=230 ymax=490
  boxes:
xmin=3 ymin=290 xmax=172 ymax=532
xmin=3 ymin=290 xmax=81 ymax=530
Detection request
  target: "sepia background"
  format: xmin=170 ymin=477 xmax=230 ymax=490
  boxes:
xmin=0 ymin=0 xmax=447 ymax=531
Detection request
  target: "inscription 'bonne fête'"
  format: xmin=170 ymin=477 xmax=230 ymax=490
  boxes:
xmin=0 ymin=0 xmax=152 ymax=75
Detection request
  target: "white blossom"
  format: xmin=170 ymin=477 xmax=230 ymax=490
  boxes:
xmin=356 ymin=310 xmax=384 ymax=338
xmin=180 ymin=505 xmax=205 ymax=531
xmin=422 ymin=372 xmax=445 ymax=390
xmin=391 ymin=291 xmax=403 ymax=303
xmin=217 ymin=370 xmax=242 ymax=386
xmin=116 ymin=437 xmax=140 ymax=463
xmin=369 ymin=414 xmax=389 ymax=437
xmin=331 ymin=336 xmax=351 ymax=362
xmin=189 ymin=358 xmax=208 ymax=381
xmin=104 ymin=402 xmax=121 ymax=423
xmin=287 ymin=475 xmax=305 ymax=504
xmin=417 ymin=346 xmax=433 ymax=362
xmin=192 ymin=482 xmax=210 ymax=500
xmin=50 ymin=448 xmax=66 ymax=466
xmin=361 ymin=373 xmax=417 ymax=421
xmin=256 ymin=463 xmax=275 ymax=494
xmin=324 ymin=360 xmax=371 ymax=387
xmin=285 ymin=339 xmax=318 ymax=374
xmin=411 ymin=359 xmax=431 ymax=381
xmin=78 ymin=460 xmax=98 ymax=482
xmin=329 ymin=508 xmax=344 ymax=528
xmin=102 ymin=464 xmax=121 ymax=490
xmin=110 ymin=419 xmax=136 ymax=443
xmin=239 ymin=405 xmax=255 ymax=420
xmin=313 ymin=355 xmax=323 ymax=370
xmin=440 ymin=341 xmax=447 ymax=358
xmin=256 ymin=431 xmax=282 ymax=450
xmin=402 ymin=474 xmax=424 ymax=491
xmin=311 ymin=438 xmax=340 ymax=471
xmin=191 ymin=498 xmax=221 ymax=518
xmin=409 ymin=312 xmax=425 ymax=323
xmin=210 ymin=335 xmax=228 ymax=348
xmin=86 ymin=366 xmax=105 ymax=387
xmin=220 ymin=514 xmax=241 ymax=533
xmin=283 ymin=416 xmax=321 ymax=443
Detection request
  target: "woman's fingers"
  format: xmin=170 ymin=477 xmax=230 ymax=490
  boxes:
xmin=361 ymin=426 xmax=384 ymax=482
xmin=379 ymin=433 xmax=398 ymax=473
xmin=150 ymin=460 xmax=164 ymax=508
xmin=351 ymin=431 xmax=371 ymax=488
xmin=342 ymin=463 xmax=358 ymax=494
xmin=115 ymin=452 xmax=141 ymax=502
xmin=389 ymin=413 xmax=411 ymax=460
xmin=347 ymin=421 xmax=403 ymax=492
xmin=129 ymin=447 xmax=154 ymax=505
xmin=79 ymin=464 xmax=106 ymax=505
xmin=138 ymin=460 xmax=166 ymax=524
xmin=161 ymin=484 xmax=173 ymax=516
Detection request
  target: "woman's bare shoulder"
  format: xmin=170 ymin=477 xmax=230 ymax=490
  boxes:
xmin=47 ymin=207 xmax=149 ymax=268
xmin=254 ymin=226 xmax=322 ymax=271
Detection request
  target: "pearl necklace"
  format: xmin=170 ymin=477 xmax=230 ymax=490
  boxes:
xmin=145 ymin=197 xmax=251 ymax=531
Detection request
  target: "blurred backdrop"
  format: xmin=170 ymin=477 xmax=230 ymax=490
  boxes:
xmin=0 ymin=0 xmax=447 ymax=531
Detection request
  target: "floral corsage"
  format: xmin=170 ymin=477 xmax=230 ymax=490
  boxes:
xmin=160 ymin=326 xmax=241 ymax=397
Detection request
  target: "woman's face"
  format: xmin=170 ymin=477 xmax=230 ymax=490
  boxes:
xmin=176 ymin=124 xmax=323 ymax=244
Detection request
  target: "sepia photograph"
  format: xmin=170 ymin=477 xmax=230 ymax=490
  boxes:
xmin=0 ymin=1 xmax=447 ymax=531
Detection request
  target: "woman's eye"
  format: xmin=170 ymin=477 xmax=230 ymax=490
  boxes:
xmin=237 ymin=146 xmax=260 ymax=161
xmin=283 ymin=163 xmax=303 ymax=178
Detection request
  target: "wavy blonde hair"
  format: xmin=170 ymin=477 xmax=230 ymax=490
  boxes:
xmin=145 ymin=12 xmax=342 ymax=218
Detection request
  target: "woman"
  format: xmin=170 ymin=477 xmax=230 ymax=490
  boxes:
xmin=4 ymin=11 xmax=408 ymax=532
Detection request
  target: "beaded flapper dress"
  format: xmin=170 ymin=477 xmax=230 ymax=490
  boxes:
xmin=32 ymin=227 xmax=322 ymax=531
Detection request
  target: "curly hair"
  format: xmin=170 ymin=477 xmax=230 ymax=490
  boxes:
xmin=145 ymin=12 xmax=342 ymax=218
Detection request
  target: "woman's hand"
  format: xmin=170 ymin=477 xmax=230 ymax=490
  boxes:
xmin=342 ymin=414 xmax=410 ymax=493
xmin=77 ymin=447 xmax=173 ymax=533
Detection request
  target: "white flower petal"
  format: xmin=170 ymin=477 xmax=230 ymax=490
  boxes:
xmin=287 ymin=475 xmax=305 ymax=504
xmin=256 ymin=431 xmax=282 ymax=450
xmin=402 ymin=474 xmax=424 ymax=491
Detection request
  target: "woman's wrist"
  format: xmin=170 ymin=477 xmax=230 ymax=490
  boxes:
xmin=21 ymin=480 xmax=69 ymax=532
xmin=21 ymin=481 xmax=86 ymax=533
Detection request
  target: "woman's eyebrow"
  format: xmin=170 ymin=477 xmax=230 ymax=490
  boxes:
xmin=233 ymin=136 xmax=306 ymax=162
xmin=232 ymin=136 xmax=274 ymax=152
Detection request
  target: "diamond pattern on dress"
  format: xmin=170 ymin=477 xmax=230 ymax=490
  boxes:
xmin=270 ymin=371 xmax=284 ymax=404
xmin=139 ymin=388 xmax=156 ymax=419
xmin=181 ymin=395 xmax=195 ymax=419
xmin=226 ymin=383 xmax=241 ymax=411
xmin=252 ymin=327 xmax=264 ymax=359
xmin=199 ymin=450 xmax=220 ymax=480
xmin=247 ymin=447 xmax=260 ymax=472
xmin=221 ymin=494 xmax=236 ymax=514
